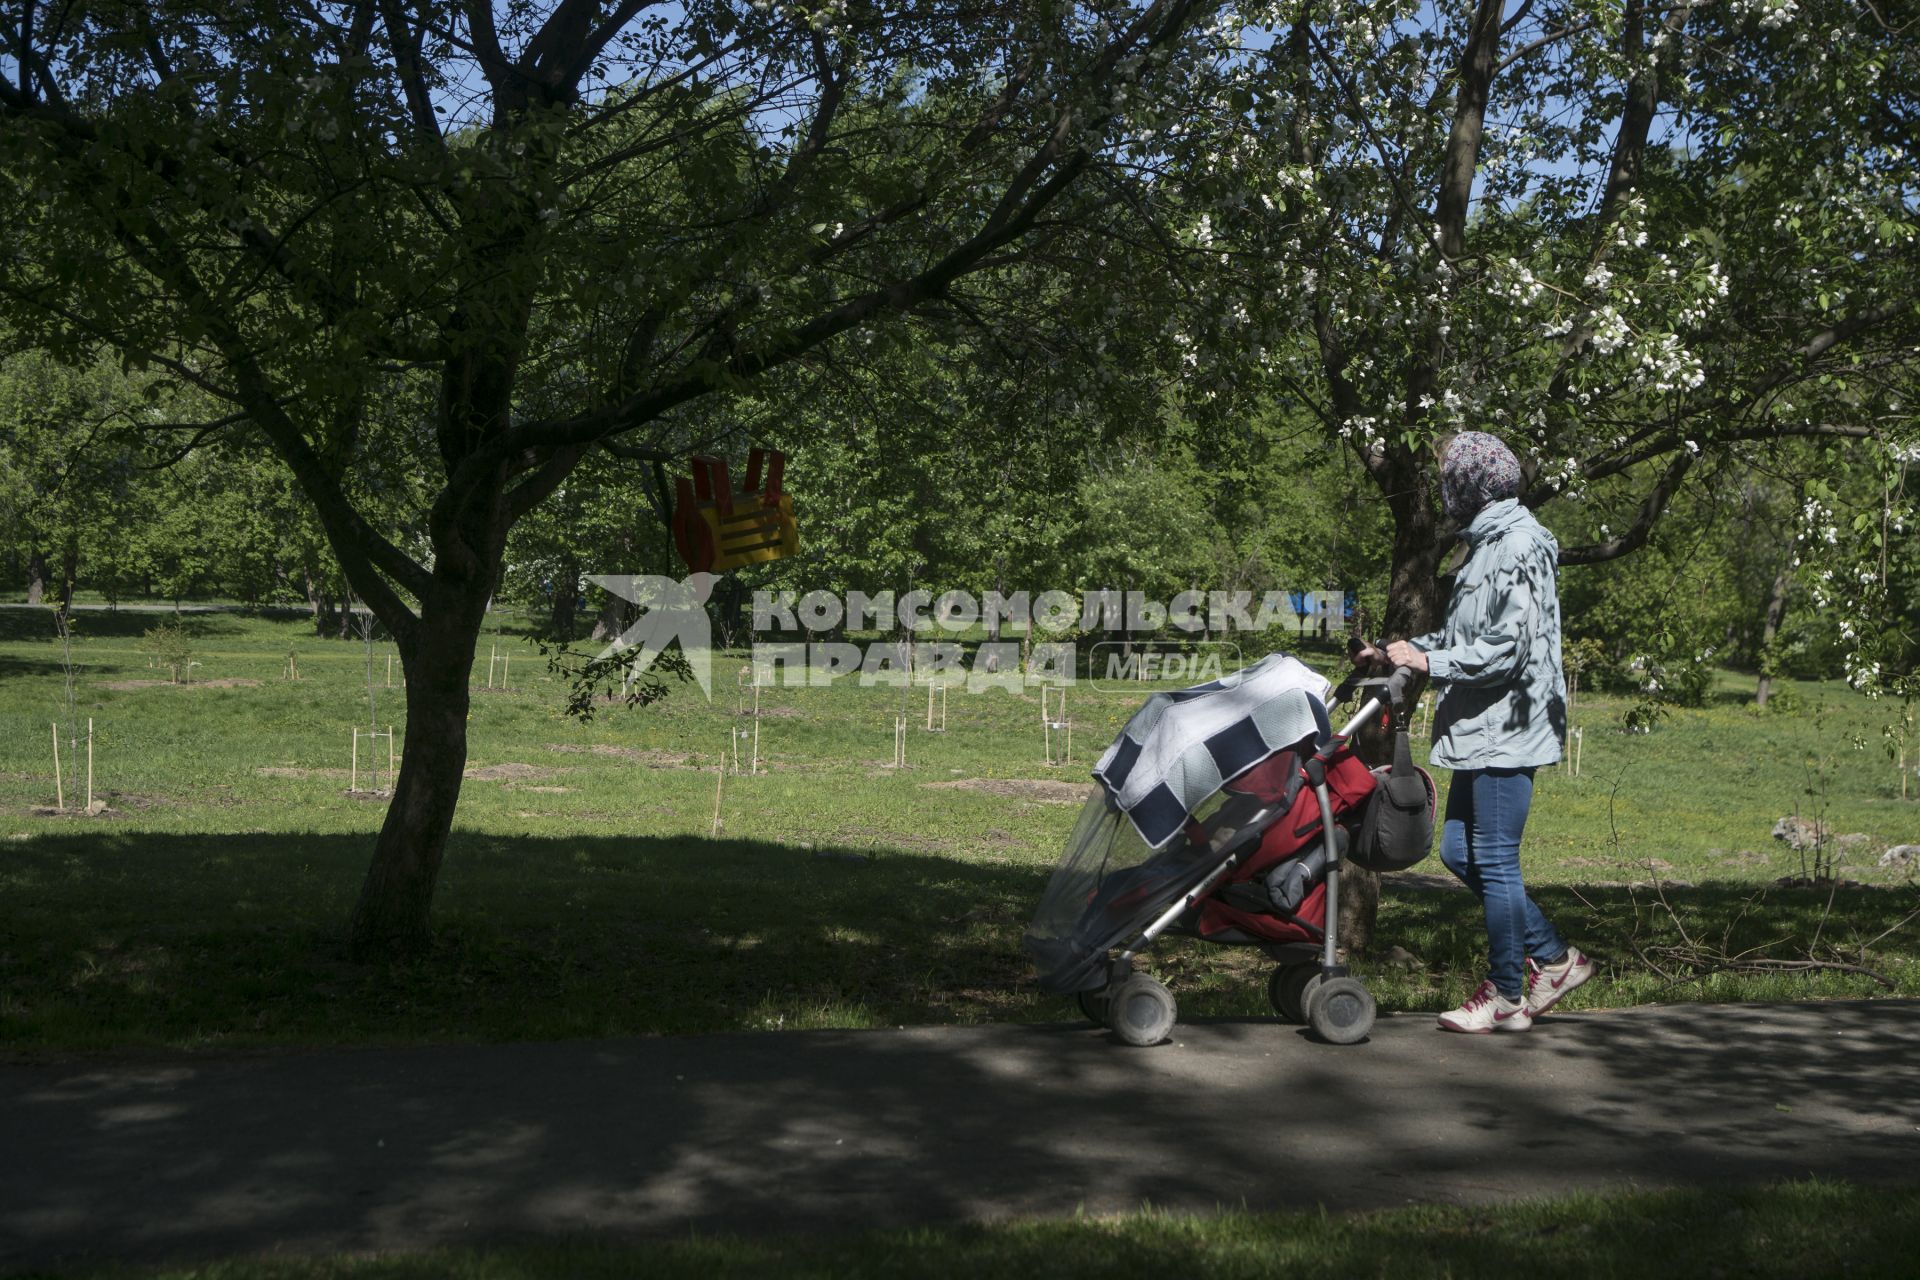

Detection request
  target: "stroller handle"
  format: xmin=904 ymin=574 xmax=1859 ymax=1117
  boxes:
xmin=1331 ymin=695 xmax=1386 ymax=744
xmin=1330 ymin=664 xmax=1418 ymax=741
xmin=1328 ymin=660 xmax=1420 ymax=740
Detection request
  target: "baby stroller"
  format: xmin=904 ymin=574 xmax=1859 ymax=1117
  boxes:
xmin=1023 ymin=652 xmax=1434 ymax=1046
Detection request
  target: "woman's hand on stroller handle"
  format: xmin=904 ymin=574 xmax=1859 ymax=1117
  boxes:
xmin=1337 ymin=640 xmax=1420 ymax=714
xmin=1383 ymin=640 xmax=1427 ymax=673
xmin=1348 ymin=637 xmax=1426 ymax=675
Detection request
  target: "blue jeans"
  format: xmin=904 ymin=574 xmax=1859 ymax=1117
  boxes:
xmin=1439 ymin=767 xmax=1567 ymax=999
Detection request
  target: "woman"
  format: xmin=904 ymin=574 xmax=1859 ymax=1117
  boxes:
xmin=1362 ymin=432 xmax=1592 ymax=1033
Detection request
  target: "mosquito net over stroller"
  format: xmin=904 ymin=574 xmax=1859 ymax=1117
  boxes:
xmin=1023 ymin=653 xmax=1337 ymax=994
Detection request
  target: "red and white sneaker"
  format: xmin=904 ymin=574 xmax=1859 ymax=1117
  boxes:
xmin=1525 ymin=947 xmax=1594 ymax=1016
xmin=1437 ymin=980 xmax=1533 ymax=1034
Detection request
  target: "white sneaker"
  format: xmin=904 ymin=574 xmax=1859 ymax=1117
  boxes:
xmin=1438 ymin=980 xmax=1533 ymax=1034
xmin=1525 ymin=947 xmax=1594 ymax=1016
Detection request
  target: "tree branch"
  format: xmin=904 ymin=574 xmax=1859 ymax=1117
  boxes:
xmin=0 ymin=88 xmax=438 ymax=364
xmin=522 ymin=0 xmax=653 ymax=101
xmin=71 ymin=192 xmax=433 ymax=623
xmin=447 ymin=0 xmax=1206 ymax=498
xmin=1557 ymin=451 xmax=1694 ymax=565
xmin=461 ymin=0 xmax=512 ymax=96
xmin=135 ymin=418 xmax=245 ymax=470
xmin=376 ymin=0 xmax=445 ymax=148
xmin=1543 ymin=0 xmax=1693 ymax=409
xmin=1404 ymin=0 xmax=1503 ymax=428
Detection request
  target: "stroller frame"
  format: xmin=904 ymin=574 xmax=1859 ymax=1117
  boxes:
xmin=1083 ymin=683 xmax=1394 ymax=1045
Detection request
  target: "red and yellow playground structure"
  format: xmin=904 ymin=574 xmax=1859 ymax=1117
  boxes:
xmin=670 ymin=448 xmax=799 ymax=574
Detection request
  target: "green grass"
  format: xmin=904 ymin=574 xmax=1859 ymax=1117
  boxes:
xmin=1 ymin=606 xmax=1916 ymax=1055
xmin=63 ymin=1180 xmax=1920 ymax=1279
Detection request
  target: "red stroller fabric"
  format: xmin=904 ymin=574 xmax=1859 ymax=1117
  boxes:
xmin=1188 ymin=746 xmax=1377 ymax=943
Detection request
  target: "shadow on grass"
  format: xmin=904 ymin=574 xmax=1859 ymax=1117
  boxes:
xmin=2 ymin=830 xmax=1914 ymax=1057
xmin=0 ymin=607 xmax=263 ymax=643
xmin=0 ymin=653 xmax=72 ymax=679
xmin=0 ymin=830 xmax=1054 ymax=1052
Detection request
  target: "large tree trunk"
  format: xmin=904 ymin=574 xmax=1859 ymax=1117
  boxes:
xmin=1754 ymin=567 xmax=1791 ymax=709
xmin=551 ymin=552 xmax=580 ymax=641
xmin=57 ymin=542 xmax=77 ymax=614
xmin=346 ymin=237 xmax=527 ymax=957
xmin=1339 ymin=446 xmax=1450 ymax=954
xmin=306 ymin=573 xmax=345 ymax=636
xmin=347 ymin=586 xmax=486 ymax=959
xmin=26 ymin=548 xmax=47 ymax=606
xmin=589 ymin=592 xmax=629 ymax=643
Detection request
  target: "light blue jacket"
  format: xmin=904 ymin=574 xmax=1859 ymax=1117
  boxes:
xmin=1411 ymin=498 xmax=1567 ymax=770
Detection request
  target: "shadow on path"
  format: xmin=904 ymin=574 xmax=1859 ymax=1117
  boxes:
xmin=3 ymin=1000 xmax=1917 ymax=1271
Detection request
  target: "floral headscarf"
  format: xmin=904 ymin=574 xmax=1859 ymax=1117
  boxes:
xmin=1440 ymin=431 xmax=1523 ymax=522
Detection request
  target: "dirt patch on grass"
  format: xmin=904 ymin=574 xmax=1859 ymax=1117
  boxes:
xmin=255 ymin=766 xmax=350 ymax=780
xmin=920 ymin=778 xmax=1095 ymax=804
xmin=464 ymin=762 xmax=553 ymax=781
xmin=98 ymin=678 xmax=262 ymax=691
xmin=29 ymin=805 xmax=107 ymax=819
xmin=26 ymin=791 xmax=165 ymax=819
xmin=517 ymin=785 xmax=572 ymax=794
xmin=544 ymin=743 xmax=693 ymax=767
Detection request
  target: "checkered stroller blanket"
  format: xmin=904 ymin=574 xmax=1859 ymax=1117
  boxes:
xmin=1091 ymin=652 xmax=1332 ymax=849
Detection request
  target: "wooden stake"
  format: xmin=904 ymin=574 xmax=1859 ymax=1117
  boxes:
xmin=502 ymin=653 xmax=510 ymax=689
xmin=387 ymin=653 xmax=394 ymax=687
xmin=711 ymin=747 xmax=725 ymax=835
xmin=1043 ymin=710 xmax=1052 ymax=764
xmin=1573 ymin=726 xmax=1583 ymax=777
xmin=752 ymin=713 xmax=761 ymax=775
xmin=1065 ymin=714 xmax=1072 ymax=764
xmin=51 ymin=722 xmax=63 ymax=811
xmin=350 ymin=728 xmax=359 ymax=792
xmin=488 ymin=643 xmax=497 ymax=688
xmin=927 ymin=681 xmax=935 ymax=730
xmin=86 ymin=718 xmax=94 ymax=810
xmin=387 ymin=727 xmax=396 ymax=794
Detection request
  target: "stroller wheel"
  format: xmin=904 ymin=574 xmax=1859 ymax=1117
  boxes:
xmin=1107 ymin=974 xmax=1177 ymax=1047
xmin=1270 ymin=964 xmax=1321 ymax=1024
xmin=1076 ymin=987 xmax=1111 ymax=1027
xmin=1307 ymin=977 xmax=1376 ymax=1045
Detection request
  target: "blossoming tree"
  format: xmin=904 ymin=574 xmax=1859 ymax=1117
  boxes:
xmin=1179 ymin=0 xmax=1916 ymax=640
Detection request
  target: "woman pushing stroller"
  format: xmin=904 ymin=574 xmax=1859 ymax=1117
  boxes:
xmin=1356 ymin=432 xmax=1594 ymax=1033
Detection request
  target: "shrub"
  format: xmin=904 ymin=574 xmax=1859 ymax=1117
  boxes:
xmin=140 ymin=623 xmax=195 ymax=683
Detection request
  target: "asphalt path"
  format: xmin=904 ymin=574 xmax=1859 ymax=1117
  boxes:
xmin=5 ymin=1000 xmax=1917 ymax=1271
